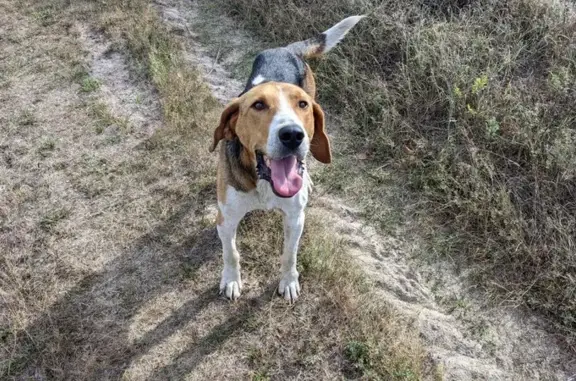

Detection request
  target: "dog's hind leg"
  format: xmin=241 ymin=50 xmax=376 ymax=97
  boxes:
xmin=279 ymin=210 xmax=305 ymax=302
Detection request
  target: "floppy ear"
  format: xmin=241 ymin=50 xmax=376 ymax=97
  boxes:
xmin=302 ymin=63 xmax=317 ymax=99
xmin=209 ymin=98 xmax=240 ymax=152
xmin=310 ymin=102 xmax=331 ymax=163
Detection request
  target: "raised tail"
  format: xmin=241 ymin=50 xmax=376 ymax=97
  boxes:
xmin=286 ymin=15 xmax=365 ymax=59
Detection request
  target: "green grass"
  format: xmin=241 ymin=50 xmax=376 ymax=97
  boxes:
xmin=211 ymin=0 xmax=576 ymax=342
xmin=37 ymin=138 xmax=56 ymax=157
xmin=89 ymin=101 xmax=129 ymax=133
xmin=97 ymin=3 xmax=220 ymax=133
xmin=31 ymin=5 xmax=56 ymax=26
xmin=39 ymin=208 xmax=70 ymax=232
xmin=16 ymin=109 xmax=36 ymax=126
xmin=344 ymin=340 xmax=371 ymax=375
xmin=80 ymin=76 xmax=101 ymax=92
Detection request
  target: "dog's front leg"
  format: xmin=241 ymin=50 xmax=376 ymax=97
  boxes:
xmin=279 ymin=210 xmax=305 ymax=302
xmin=217 ymin=211 xmax=244 ymax=300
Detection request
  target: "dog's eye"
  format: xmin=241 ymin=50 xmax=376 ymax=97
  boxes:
xmin=252 ymin=101 xmax=266 ymax=111
xmin=298 ymin=100 xmax=308 ymax=109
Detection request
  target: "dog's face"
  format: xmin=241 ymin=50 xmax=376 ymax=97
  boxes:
xmin=210 ymin=82 xmax=331 ymax=197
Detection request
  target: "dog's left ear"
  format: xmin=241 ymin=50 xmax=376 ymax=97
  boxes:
xmin=302 ymin=63 xmax=316 ymax=99
xmin=210 ymin=98 xmax=240 ymax=152
xmin=310 ymin=102 xmax=331 ymax=163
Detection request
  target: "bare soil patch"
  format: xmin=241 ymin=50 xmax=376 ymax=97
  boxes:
xmin=78 ymin=25 xmax=162 ymax=136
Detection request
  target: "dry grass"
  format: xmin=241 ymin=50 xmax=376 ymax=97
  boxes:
xmin=212 ymin=0 xmax=576 ymax=341
xmin=0 ymin=0 xmax=425 ymax=379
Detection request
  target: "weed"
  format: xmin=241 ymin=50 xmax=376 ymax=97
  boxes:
xmin=37 ymin=138 xmax=56 ymax=157
xmin=485 ymin=117 xmax=499 ymax=139
xmin=251 ymin=372 xmax=270 ymax=381
xmin=345 ymin=340 xmax=372 ymax=371
xmin=89 ymin=101 xmax=129 ymax=131
xmin=17 ymin=109 xmax=36 ymax=126
xmin=471 ymin=74 xmax=488 ymax=95
xmin=39 ymin=208 xmax=70 ymax=232
xmin=80 ymin=76 xmax=101 ymax=92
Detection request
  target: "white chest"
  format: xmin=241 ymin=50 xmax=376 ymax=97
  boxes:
xmin=220 ymin=174 xmax=310 ymax=219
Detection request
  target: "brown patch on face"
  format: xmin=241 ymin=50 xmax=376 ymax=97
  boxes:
xmin=232 ymin=84 xmax=282 ymax=154
xmin=217 ymin=141 xmax=258 ymax=200
xmin=210 ymin=98 xmax=240 ymax=153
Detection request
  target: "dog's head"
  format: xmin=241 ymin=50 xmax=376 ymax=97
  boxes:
xmin=210 ymin=82 xmax=331 ymax=197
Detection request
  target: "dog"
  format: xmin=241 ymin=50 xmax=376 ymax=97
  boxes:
xmin=209 ymin=16 xmax=365 ymax=302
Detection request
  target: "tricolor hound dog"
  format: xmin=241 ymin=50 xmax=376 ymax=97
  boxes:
xmin=209 ymin=16 xmax=365 ymax=302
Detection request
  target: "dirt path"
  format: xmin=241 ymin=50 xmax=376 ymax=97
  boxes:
xmin=156 ymin=1 xmax=576 ymax=380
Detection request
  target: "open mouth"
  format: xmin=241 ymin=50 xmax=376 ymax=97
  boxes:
xmin=256 ymin=152 xmax=304 ymax=198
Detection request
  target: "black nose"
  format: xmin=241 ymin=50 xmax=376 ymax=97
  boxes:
xmin=278 ymin=125 xmax=305 ymax=150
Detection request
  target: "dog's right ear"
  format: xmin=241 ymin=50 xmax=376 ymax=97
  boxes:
xmin=210 ymin=98 xmax=240 ymax=152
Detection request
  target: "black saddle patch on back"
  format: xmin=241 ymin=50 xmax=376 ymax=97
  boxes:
xmin=241 ymin=48 xmax=306 ymax=95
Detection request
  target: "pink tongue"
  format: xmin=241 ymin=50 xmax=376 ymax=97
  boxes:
xmin=270 ymin=156 xmax=303 ymax=197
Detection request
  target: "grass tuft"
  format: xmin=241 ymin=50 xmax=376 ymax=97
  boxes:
xmin=16 ymin=109 xmax=36 ymax=126
xmin=79 ymin=76 xmax=101 ymax=92
xmin=344 ymin=340 xmax=372 ymax=374
xmin=98 ymin=3 xmax=220 ymax=133
xmin=39 ymin=208 xmax=70 ymax=232
xmin=89 ymin=101 xmax=129 ymax=132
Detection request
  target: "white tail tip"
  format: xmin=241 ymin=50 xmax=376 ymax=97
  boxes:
xmin=322 ymin=15 xmax=366 ymax=52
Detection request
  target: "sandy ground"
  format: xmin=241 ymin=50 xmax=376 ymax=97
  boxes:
xmin=155 ymin=0 xmax=576 ymax=379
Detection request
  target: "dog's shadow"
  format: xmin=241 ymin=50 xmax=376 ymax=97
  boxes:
xmin=5 ymin=198 xmax=277 ymax=380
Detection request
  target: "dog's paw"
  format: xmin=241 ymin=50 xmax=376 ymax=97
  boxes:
xmin=278 ymin=272 xmax=300 ymax=303
xmin=220 ymin=267 xmax=242 ymax=300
